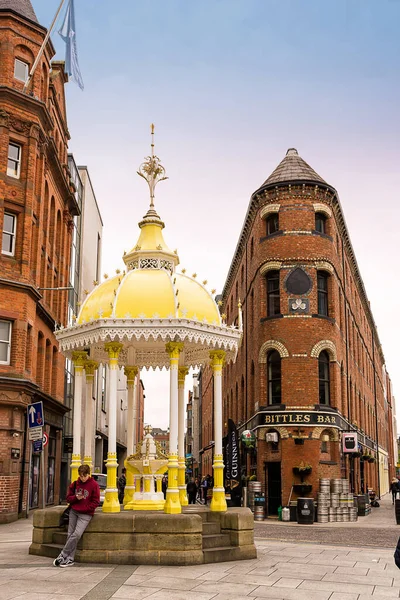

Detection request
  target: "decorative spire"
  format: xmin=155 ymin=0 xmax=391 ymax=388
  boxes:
xmin=137 ymin=124 xmax=168 ymax=217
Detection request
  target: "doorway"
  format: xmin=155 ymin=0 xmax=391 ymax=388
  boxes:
xmin=266 ymin=461 xmax=281 ymax=515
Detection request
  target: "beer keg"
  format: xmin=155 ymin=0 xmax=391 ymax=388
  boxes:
xmin=254 ymin=505 xmax=265 ymax=521
xmin=317 ymin=507 xmax=329 ymax=523
xmin=330 ymin=493 xmax=339 ymax=507
xmin=328 ymin=507 xmax=336 ymax=522
xmin=331 ymin=479 xmax=342 ymax=494
xmin=349 ymin=507 xmax=358 ymax=522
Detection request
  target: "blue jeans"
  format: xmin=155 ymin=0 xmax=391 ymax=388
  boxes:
xmin=61 ymin=509 xmax=92 ymax=561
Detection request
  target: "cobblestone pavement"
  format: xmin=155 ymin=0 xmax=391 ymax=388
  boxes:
xmin=0 ymin=494 xmax=399 ymax=600
xmin=254 ymin=491 xmax=399 ymax=548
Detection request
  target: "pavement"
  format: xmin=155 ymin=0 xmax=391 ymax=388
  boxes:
xmin=0 ymin=493 xmax=399 ymax=600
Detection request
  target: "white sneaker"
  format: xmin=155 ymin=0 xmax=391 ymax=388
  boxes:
xmin=53 ymin=555 xmax=64 ymax=567
xmin=59 ymin=558 xmax=74 ymax=568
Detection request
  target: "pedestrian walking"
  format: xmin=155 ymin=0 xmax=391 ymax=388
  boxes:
xmin=201 ymin=476 xmax=208 ymax=504
xmin=53 ymin=464 xmax=100 ymax=568
xmin=187 ymin=477 xmax=197 ymax=504
xmin=391 ymin=478 xmax=398 ymax=504
xmin=162 ymin=475 xmax=167 ymax=499
xmin=118 ymin=468 xmax=126 ymax=504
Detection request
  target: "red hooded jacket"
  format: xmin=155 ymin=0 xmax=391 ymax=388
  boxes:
xmin=66 ymin=476 xmax=100 ymax=516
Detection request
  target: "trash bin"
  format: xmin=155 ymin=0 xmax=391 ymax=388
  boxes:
xmin=297 ymin=498 xmax=315 ymax=524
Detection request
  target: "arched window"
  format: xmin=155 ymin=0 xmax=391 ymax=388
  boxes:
xmin=266 ymin=270 xmax=280 ymax=316
xmin=267 ymin=350 xmax=281 ymax=405
xmin=315 ymin=212 xmax=327 ymax=234
xmin=317 ymin=271 xmax=329 ymax=316
xmin=266 ymin=213 xmax=279 ymax=235
xmin=318 ymin=351 xmax=330 ymax=405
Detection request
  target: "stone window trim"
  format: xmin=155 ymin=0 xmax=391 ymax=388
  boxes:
xmin=2 ymin=212 xmax=17 ymax=256
xmin=315 ymin=261 xmax=334 ymax=274
xmin=260 ymin=204 xmax=280 ymax=219
xmin=0 ymin=320 xmax=12 ymax=365
xmin=259 ymin=340 xmax=289 ymax=362
xmin=310 ymin=340 xmax=337 ymax=362
xmin=260 ymin=261 xmax=282 ymax=275
xmin=313 ymin=203 xmax=332 ymax=218
xmin=7 ymin=142 xmax=22 ymax=179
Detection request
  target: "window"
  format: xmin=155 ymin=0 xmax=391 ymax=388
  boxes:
xmin=318 ymin=351 xmax=330 ymax=405
xmin=14 ymin=58 xmax=29 ymax=82
xmin=266 ymin=213 xmax=279 ymax=235
xmin=2 ymin=213 xmax=17 ymax=256
xmin=315 ymin=212 xmax=327 ymax=234
xmin=7 ymin=143 xmax=21 ymax=178
xmin=0 ymin=320 xmax=12 ymax=364
xmin=267 ymin=270 xmax=280 ymax=316
xmin=267 ymin=350 xmax=281 ymax=405
xmin=317 ymin=271 xmax=329 ymax=316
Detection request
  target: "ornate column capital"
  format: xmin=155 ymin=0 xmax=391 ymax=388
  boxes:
xmin=72 ymin=350 xmax=88 ymax=370
xmin=104 ymin=342 xmax=123 ymax=360
xmin=178 ymin=366 xmax=189 ymax=385
xmin=84 ymin=360 xmax=99 ymax=381
xmin=124 ymin=365 xmax=138 ymax=383
xmin=165 ymin=341 xmax=184 ymax=360
xmin=209 ymin=350 xmax=226 ymax=371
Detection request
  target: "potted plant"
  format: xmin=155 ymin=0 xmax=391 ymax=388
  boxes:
xmin=293 ymin=461 xmax=312 ymax=476
xmin=352 ymin=451 xmax=361 ymax=458
xmin=368 ymin=456 xmax=376 ymax=463
xmin=293 ymin=483 xmax=312 ymax=496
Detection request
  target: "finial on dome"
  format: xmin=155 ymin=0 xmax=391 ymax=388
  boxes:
xmin=137 ymin=124 xmax=168 ymax=215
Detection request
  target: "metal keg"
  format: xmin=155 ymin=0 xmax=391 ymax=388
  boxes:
xmin=341 ymin=479 xmax=350 ymax=493
xmin=331 ymin=479 xmax=342 ymax=494
xmin=317 ymin=506 xmax=329 ymax=523
xmin=248 ymin=481 xmax=262 ymax=493
xmin=318 ymin=493 xmax=330 ymax=507
xmin=330 ymin=493 xmax=339 ymax=507
xmin=319 ymin=478 xmax=330 ymax=493
xmin=349 ymin=507 xmax=358 ymax=522
xmin=342 ymin=508 xmax=349 ymax=522
xmin=328 ymin=507 xmax=336 ymax=522
xmin=254 ymin=505 xmax=265 ymax=521
xmin=348 ymin=494 xmax=355 ymax=507
xmin=336 ymin=508 xmax=344 ymax=522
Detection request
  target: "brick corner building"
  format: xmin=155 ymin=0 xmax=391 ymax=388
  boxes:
xmin=201 ymin=148 xmax=396 ymax=516
xmin=0 ymin=0 xmax=79 ymax=521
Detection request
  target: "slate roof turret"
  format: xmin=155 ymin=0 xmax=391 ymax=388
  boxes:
xmin=0 ymin=0 xmax=38 ymax=23
xmin=258 ymin=148 xmax=331 ymax=191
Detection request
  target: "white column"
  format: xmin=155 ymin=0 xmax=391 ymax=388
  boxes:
xmin=83 ymin=360 xmax=98 ymax=471
xmin=178 ymin=366 xmax=189 ymax=506
xmin=164 ymin=342 xmax=183 ymax=514
xmin=124 ymin=366 xmax=138 ymax=507
xmin=70 ymin=351 xmax=87 ymax=482
xmin=102 ymin=342 xmax=123 ymax=513
xmin=210 ymin=350 xmax=227 ymax=512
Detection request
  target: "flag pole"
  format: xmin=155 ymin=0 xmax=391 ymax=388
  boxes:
xmin=23 ymin=0 xmax=67 ymax=93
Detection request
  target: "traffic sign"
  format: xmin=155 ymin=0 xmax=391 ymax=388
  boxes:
xmin=29 ymin=427 xmax=43 ymax=441
xmin=27 ymin=401 xmax=44 ymax=429
xmin=33 ymin=440 xmax=43 ymax=453
xmin=43 ymin=432 xmax=49 ymax=447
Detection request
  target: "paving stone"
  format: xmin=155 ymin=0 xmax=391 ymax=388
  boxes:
xmin=298 ymin=579 xmax=374 ymax=594
xmin=191 ymin=581 xmax=258 ymax=595
xmin=248 ymin=585 xmax=331 ymax=599
xmin=322 ymin=572 xmax=394 ymax=586
xmin=271 ymin=577 xmax=303 ymax=588
xmin=137 ymin=576 xmax=201 ymax=591
xmin=112 ymin=587 xmax=162 ymax=599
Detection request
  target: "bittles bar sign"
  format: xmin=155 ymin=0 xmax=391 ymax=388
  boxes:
xmin=264 ymin=410 xmax=347 ymax=429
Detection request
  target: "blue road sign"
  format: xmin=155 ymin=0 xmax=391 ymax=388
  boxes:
xmin=28 ymin=401 xmax=44 ymax=429
xmin=33 ymin=440 xmax=43 ymax=453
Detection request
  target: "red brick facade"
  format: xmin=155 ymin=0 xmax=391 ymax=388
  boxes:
xmin=0 ymin=4 xmax=78 ymax=521
xmin=200 ymin=149 xmax=396 ymax=515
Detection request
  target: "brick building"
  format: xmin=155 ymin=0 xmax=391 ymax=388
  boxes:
xmin=0 ymin=0 xmax=79 ymax=521
xmin=200 ymin=148 xmax=396 ymax=516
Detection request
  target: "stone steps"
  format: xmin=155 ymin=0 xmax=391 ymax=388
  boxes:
xmin=52 ymin=531 xmax=67 ymax=545
xmin=202 ymin=521 xmax=220 ymax=535
xmin=203 ymin=545 xmax=256 ymax=563
xmin=202 ymin=533 xmax=231 ymax=549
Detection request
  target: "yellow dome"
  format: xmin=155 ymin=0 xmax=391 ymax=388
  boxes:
xmin=77 ymin=269 xmax=221 ymax=325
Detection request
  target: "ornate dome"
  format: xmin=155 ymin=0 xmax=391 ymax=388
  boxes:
xmin=77 ymin=127 xmax=221 ymax=327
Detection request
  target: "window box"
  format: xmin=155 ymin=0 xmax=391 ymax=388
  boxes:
xmin=293 ymin=484 xmax=312 ymax=496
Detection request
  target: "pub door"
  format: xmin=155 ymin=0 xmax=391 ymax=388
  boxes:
xmin=266 ymin=461 xmax=281 ymax=515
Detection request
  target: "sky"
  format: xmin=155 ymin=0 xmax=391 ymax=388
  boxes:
xmin=32 ymin=0 xmax=400 ymax=430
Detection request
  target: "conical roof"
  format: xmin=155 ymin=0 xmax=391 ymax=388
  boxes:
xmin=259 ymin=148 xmax=329 ymax=189
xmin=0 ymin=0 xmax=38 ymax=23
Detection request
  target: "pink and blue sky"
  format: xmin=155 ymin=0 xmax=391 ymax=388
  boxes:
xmin=33 ymin=0 xmax=400 ymax=430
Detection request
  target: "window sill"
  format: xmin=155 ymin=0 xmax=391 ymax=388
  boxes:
xmin=260 ymin=231 xmax=283 ymax=242
xmin=319 ymin=460 xmax=337 ymax=465
xmin=260 ymin=314 xmax=283 ymax=322
xmin=311 ymin=230 xmax=333 ymax=241
xmin=312 ymin=314 xmax=335 ymax=324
